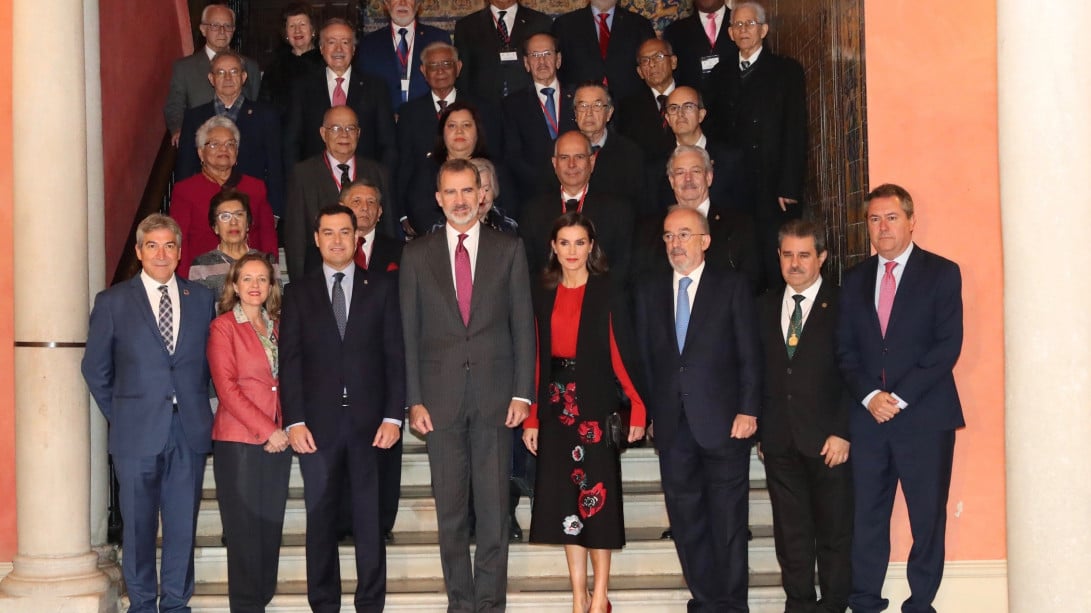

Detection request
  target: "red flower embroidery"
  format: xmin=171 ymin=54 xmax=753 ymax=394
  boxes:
xmin=578 ymin=421 xmax=603 ymax=444
xmin=578 ymin=482 xmax=607 ymax=519
xmin=570 ymin=468 xmax=587 ymax=488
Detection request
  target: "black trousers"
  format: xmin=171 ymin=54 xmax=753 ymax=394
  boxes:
xmin=764 ymin=445 xmax=853 ymax=613
xmin=213 ymin=440 xmax=292 ymax=613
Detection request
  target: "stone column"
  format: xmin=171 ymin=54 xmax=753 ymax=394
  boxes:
xmin=998 ymin=1 xmax=1091 ymax=610
xmin=0 ymin=0 xmax=114 ymax=608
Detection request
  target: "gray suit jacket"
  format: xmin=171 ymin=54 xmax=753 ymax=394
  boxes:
xmin=164 ymin=49 xmax=262 ymax=133
xmin=399 ymin=225 xmax=535 ymax=428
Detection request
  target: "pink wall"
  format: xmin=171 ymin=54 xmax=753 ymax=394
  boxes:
xmin=0 ymin=0 xmax=16 ymax=562
xmin=98 ymin=0 xmax=193 ymax=278
xmin=864 ymin=0 xmax=1005 ymax=560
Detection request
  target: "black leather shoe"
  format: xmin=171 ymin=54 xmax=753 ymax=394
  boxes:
xmin=660 ymin=528 xmax=673 ymax=540
xmin=384 ymin=530 xmax=394 ymax=544
xmin=510 ymin=516 xmax=523 ymax=542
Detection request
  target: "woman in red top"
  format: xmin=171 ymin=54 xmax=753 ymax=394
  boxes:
xmin=171 ymin=116 xmax=278 ymax=278
xmin=523 ymin=213 xmax=647 ymax=613
xmin=207 ymin=253 xmax=291 ymax=611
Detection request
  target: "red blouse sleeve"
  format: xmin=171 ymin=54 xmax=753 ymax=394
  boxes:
xmin=610 ymin=316 xmax=646 ymax=428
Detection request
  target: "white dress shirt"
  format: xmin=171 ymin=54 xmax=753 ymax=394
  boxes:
xmin=326 ymin=65 xmax=353 ymax=102
xmin=862 ymin=242 xmax=914 ymax=410
xmin=672 ymin=260 xmax=706 ymax=319
xmin=445 ymin=221 xmax=481 ymax=295
xmin=140 ymin=271 xmax=180 ymax=351
xmin=780 ymin=276 xmax=823 ymax=340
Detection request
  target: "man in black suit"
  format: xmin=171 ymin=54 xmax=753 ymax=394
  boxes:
xmin=355 ymin=0 xmax=452 ymax=111
xmin=663 ymin=0 xmax=737 ymax=93
xmin=502 ymin=33 xmax=577 ymax=201
xmin=703 ymin=1 xmax=807 ymax=292
xmin=164 ymin=3 xmax=261 ymax=146
xmin=551 ymin=0 xmax=655 ymax=102
xmin=454 ymin=0 xmax=553 ymax=103
xmin=177 ymin=51 xmax=286 ymax=217
xmin=838 ymin=184 xmax=964 ymax=613
xmin=758 ymin=218 xmax=852 ymax=613
xmin=281 ymin=204 xmax=405 ymax=612
xmin=633 ymin=205 xmax=760 ymax=612
xmin=573 ymin=82 xmax=648 ymax=215
xmin=283 ymin=18 xmax=396 ymax=171
xmin=630 ymin=145 xmax=757 ymax=288
xmin=518 ymin=131 xmax=633 ymax=283
xmin=283 ymin=105 xmax=392 ymax=283
xmin=615 ymin=38 xmax=680 ymax=193
xmin=661 ymin=86 xmax=747 ymax=211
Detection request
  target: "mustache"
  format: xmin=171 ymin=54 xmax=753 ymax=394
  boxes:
xmin=670 ymin=247 xmax=686 ymax=256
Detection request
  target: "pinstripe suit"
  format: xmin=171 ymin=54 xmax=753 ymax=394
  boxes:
xmin=399 ymin=223 xmax=535 ymax=612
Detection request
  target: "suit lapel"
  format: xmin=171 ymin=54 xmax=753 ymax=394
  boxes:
xmin=888 ymin=245 xmax=924 ymax=334
xmin=655 ymin=274 xmax=679 ymax=353
xmin=858 ymin=256 xmax=883 ymax=336
xmin=682 ymin=268 xmax=716 ymax=352
xmin=129 ymin=276 xmax=173 ymax=358
xmin=794 ymin=281 xmax=834 ymax=358
xmin=426 ymin=232 xmax=461 ymax=322
xmin=469 ymin=228 xmax=498 ymax=321
xmin=343 ymin=264 xmax=369 ymax=339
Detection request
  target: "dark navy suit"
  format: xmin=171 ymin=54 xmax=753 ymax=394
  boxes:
xmin=633 ymin=264 xmax=761 ymax=612
xmin=82 ymin=274 xmax=216 ymax=613
xmin=837 ymin=244 xmax=964 ymax=613
xmin=355 ymin=22 xmax=452 ymax=111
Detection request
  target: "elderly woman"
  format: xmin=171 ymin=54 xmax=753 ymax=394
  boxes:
xmin=471 ymin=158 xmax=519 ymax=234
xmin=207 ymin=252 xmax=291 ymax=612
xmin=170 ymin=116 xmax=277 ymax=279
xmin=258 ymin=1 xmax=324 ymax=114
xmin=189 ymin=188 xmax=272 ymax=294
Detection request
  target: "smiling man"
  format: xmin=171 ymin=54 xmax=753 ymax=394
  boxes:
xmin=356 ymin=0 xmax=451 ymax=110
xmin=574 ymin=82 xmax=648 ymax=214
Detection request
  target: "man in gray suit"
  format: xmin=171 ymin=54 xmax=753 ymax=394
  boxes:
xmin=164 ymin=3 xmax=261 ymax=145
xmin=400 ymin=158 xmax=536 ymax=612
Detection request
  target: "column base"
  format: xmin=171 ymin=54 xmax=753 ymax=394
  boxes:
xmin=0 ymin=551 xmax=118 ymax=612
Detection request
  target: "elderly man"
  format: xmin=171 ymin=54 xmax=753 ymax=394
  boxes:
xmin=281 ymin=203 xmax=406 ymax=612
xmin=659 ymin=86 xmax=746 ymax=210
xmin=633 ymin=205 xmax=761 ymax=613
xmin=356 ymin=0 xmax=451 ymax=110
xmin=283 ymin=18 xmax=396 ymax=171
xmin=164 ymin=3 xmax=260 ymax=146
xmin=837 ymin=184 xmax=964 ymax=613
xmin=400 ymin=159 xmax=535 ymax=612
xmin=518 ymin=130 xmax=633 ymax=283
xmin=284 ymin=105 xmax=392 ymax=283
xmin=615 ymin=38 xmax=681 ymax=180
xmin=453 ymin=0 xmax=552 ymax=103
xmin=573 ymin=82 xmax=648 ymax=215
xmin=704 ymin=1 xmax=807 ymax=291
xmin=82 ymin=214 xmax=217 ymax=613
xmin=631 ymin=144 xmax=757 ymax=286
xmin=176 ymin=50 xmax=286 ymax=217
xmin=758 ymin=218 xmax=852 ymax=613
xmin=552 ymin=0 xmax=655 ymax=101
xmin=502 ymin=33 xmax=577 ymax=201
xmin=663 ymin=0 xmax=737 ymax=92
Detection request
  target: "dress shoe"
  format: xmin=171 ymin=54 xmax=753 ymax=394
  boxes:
xmin=384 ymin=530 xmax=394 ymax=544
xmin=660 ymin=528 xmax=673 ymax=540
xmin=510 ymin=515 xmax=523 ymax=542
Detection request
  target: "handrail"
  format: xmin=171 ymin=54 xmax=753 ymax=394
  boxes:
xmin=109 ymin=130 xmax=178 ymax=287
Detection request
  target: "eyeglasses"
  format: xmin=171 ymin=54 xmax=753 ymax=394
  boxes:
xmin=662 ymin=231 xmax=708 ymax=243
xmin=527 ymin=50 xmax=555 ymax=60
xmin=212 ymin=68 xmax=242 ymax=77
xmin=668 ymin=167 xmax=708 ymax=178
xmin=729 ymin=20 xmax=763 ymax=30
xmin=202 ymin=22 xmax=236 ymax=32
xmin=216 ymin=210 xmax=247 ymax=223
xmin=204 ymin=140 xmax=238 ymax=151
xmin=665 ymin=102 xmax=701 ymax=115
xmin=324 ymin=125 xmax=360 ymax=136
xmin=425 ymin=60 xmax=457 ymax=70
xmin=574 ymin=101 xmax=610 ymax=114
xmin=637 ymin=52 xmax=671 ymax=66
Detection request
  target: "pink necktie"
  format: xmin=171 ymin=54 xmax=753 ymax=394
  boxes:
xmin=455 ymin=234 xmax=472 ymax=326
xmin=878 ymin=261 xmax=897 ymax=336
xmin=333 ymin=76 xmax=347 ymax=106
xmin=705 ymin=13 xmax=717 ymax=45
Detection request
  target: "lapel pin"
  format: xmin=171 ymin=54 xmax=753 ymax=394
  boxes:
xmin=247 ymin=109 xmax=253 ymax=116
xmin=183 ymin=289 xmax=190 ymax=296
xmin=363 ymin=279 xmax=369 ymax=285
xmin=714 ymin=214 xmax=721 ymax=221
xmin=821 ymin=302 xmax=827 ymax=308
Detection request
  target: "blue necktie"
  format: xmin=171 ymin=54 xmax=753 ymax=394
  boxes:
xmin=540 ymin=87 xmax=558 ymax=139
xmin=397 ymin=28 xmax=410 ymax=102
xmin=676 ymin=277 xmax=692 ymax=352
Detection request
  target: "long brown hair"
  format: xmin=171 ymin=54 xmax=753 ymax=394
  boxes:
xmin=542 ymin=212 xmax=608 ymax=289
xmin=217 ymin=253 xmax=282 ymax=319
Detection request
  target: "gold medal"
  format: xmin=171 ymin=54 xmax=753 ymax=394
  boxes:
xmin=788 ymin=334 xmax=798 ymax=347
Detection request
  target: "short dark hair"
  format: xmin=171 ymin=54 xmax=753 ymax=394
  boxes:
xmin=542 ymin=212 xmax=609 ymax=288
xmin=778 ymin=218 xmax=826 ymax=254
xmin=210 ymin=49 xmax=245 ymax=73
xmin=313 ymin=204 xmax=357 ymax=233
xmin=208 ymin=188 xmax=252 ymax=229
xmin=864 ymin=183 xmax=915 ymax=217
xmin=573 ymin=81 xmax=614 ymax=108
xmin=281 ymin=1 xmax=314 ymax=25
xmin=433 ymin=100 xmax=490 ymax=162
xmin=437 ymin=158 xmax=481 ymax=188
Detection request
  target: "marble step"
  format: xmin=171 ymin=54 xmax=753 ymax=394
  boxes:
xmin=185 ymin=527 xmax=779 ymax=585
xmin=200 ymin=445 xmax=767 ymax=491
xmin=185 ymin=574 xmax=790 ymax=613
xmin=190 ymin=482 xmax=773 ymax=538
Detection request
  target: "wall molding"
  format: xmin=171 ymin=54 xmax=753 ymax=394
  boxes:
xmin=884 ymin=560 xmax=1008 ymax=612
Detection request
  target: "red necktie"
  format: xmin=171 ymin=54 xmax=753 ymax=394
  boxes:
xmin=333 ymin=76 xmax=347 ymax=106
xmin=878 ymin=261 xmax=897 ymax=336
xmin=455 ymin=234 xmax=472 ymax=326
xmin=355 ymin=236 xmax=368 ymax=269
xmin=597 ymin=13 xmax=610 ymax=59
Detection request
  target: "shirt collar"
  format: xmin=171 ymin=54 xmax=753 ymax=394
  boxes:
xmin=445 ymin=219 xmax=482 ymax=242
xmin=651 ymin=81 xmax=676 ymax=98
xmin=878 ymin=242 xmax=914 ymax=268
xmin=323 ymin=260 xmax=355 ymax=277
xmin=740 ymin=46 xmax=763 ymax=64
xmin=140 ymin=270 xmax=178 ymax=292
xmin=673 ymin=260 xmax=706 ymax=286
xmin=783 ymin=275 xmax=823 ymax=304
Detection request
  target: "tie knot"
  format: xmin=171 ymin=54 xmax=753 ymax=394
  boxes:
xmin=336 ymin=76 xmax=344 ymax=85
xmin=159 ymin=285 xmax=169 ymax=295
xmin=707 ymin=12 xmax=716 ymax=21
xmin=498 ymin=9 xmax=506 ymax=18
xmin=565 ymin=198 xmax=579 ymax=212
xmin=884 ymin=261 xmax=898 ymax=274
xmin=541 ymin=87 xmax=555 ymax=97
xmin=679 ymin=276 xmax=692 ymax=291
xmin=398 ymin=27 xmax=408 ymax=36
xmin=741 ymin=60 xmax=751 ymax=70
xmin=333 ymin=272 xmax=345 ymax=283
xmin=338 ymin=163 xmax=350 ymax=172
xmin=792 ymin=294 xmax=805 ymax=305
xmin=656 ymin=94 xmax=667 ymax=109
xmin=356 ymin=235 xmax=366 ymax=248
xmin=457 ymin=233 xmax=468 ymax=246
xmin=598 ymin=12 xmax=609 ymax=25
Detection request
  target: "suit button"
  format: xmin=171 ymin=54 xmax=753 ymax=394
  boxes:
xmin=464 ymin=361 xmax=470 ymax=370
xmin=786 ymin=367 xmax=793 ymax=375
xmin=679 ymin=366 xmax=685 ymax=373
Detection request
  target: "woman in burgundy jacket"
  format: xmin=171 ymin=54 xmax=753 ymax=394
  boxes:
xmin=207 ymin=252 xmax=291 ymax=612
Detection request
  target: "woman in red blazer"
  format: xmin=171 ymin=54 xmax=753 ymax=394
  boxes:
xmin=207 ymin=252 xmax=291 ymax=612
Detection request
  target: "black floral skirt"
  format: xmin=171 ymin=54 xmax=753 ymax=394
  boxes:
xmin=528 ymin=363 xmax=626 ymax=549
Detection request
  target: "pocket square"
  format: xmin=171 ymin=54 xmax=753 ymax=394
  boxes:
xmin=386 ymin=262 xmax=399 ymax=272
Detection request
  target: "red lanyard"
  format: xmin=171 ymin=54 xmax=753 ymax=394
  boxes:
xmin=538 ymin=94 xmax=559 ymax=135
xmin=392 ymin=25 xmax=410 ymax=70
xmin=560 ymin=187 xmax=588 ymax=214
xmin=323 ymin=154 xmax=352 ymax=191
